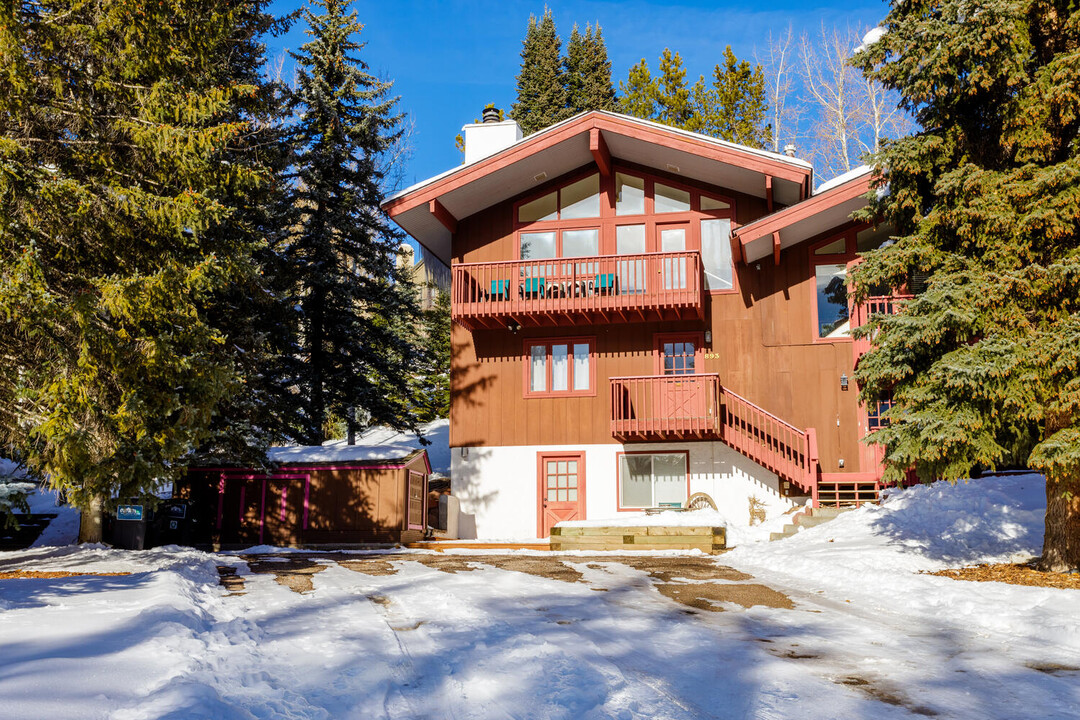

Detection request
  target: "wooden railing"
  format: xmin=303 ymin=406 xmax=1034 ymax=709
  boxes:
xmin=851 ymin=294 xmax=913 ymax=361
xmin=451 ymin=251 xmax=703 ymax=329
xmin=610 ymin=374 xmax=819 ymax=493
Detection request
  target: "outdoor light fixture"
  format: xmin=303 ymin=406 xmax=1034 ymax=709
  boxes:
xmin=840 ymin=373 xmax=849 ymax=391
xmin=704 ymin=330 xmax=712 ymax=344
xmin=507 ymin=322 xmax=521 ymax=333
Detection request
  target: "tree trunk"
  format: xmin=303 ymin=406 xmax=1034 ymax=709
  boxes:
xmin=78 ymin=494 xmax=104 ymax=544
xmin=1039 ymin=470 xmax=1080 ymax=572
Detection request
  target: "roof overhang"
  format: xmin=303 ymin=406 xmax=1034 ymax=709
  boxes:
xmin=383 ymin=111 xmax=814 ymax=265
xmin=732 ymin=169 xmax=874 ymax=264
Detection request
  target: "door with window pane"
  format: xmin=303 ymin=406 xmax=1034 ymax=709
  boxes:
xmin=657 ymin=222 xmax=689 ymax=290
xmin=657 ymin=334 xmax=706 ymax=429
xmin=537 ymin=452 xmax=586 ymax=537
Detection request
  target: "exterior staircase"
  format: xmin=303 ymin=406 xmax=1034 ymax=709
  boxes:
xmin=769 ymin=506 xmax=849 ymax=542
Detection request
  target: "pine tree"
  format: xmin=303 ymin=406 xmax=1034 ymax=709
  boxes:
xmin=565 ymin=24 xmax=617 ymax=115
xmin=0 ymin=0 xmax=286 ymax=540
xmin=511 ymin=8 xmax=568 ymax=135
xmin=415 ymin=288 xmax=451 ymax=423
xmin=851 ymin=0 xmax=1080 ymax=571
xmin=287 ymin=0 xmax=427 ymax=445
xmin=702 ymin=47 xmax=772 ymax=148
xmin=619 ymin=59 xmax=658 ymax=119
xmin=655 ymin=49 xmax=695 ymax=128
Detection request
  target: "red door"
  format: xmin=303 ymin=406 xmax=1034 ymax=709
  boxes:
xmin=655 ymin=334 xmax=706 ymax=430
xmin=537 ymin=453 xmax=586 ymax=537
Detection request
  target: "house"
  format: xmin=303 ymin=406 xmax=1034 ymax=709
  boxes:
xmin=398 ymin=242 xmax=452 ymax=312
xmin=179 ymin=420 xmax=450 ymax=548
xmin=383 ymin=110 xmax=898 ymax=540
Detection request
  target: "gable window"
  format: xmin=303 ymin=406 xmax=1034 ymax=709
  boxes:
xmin=811 ymin=223 xmax=896 ymax=340
xmin=619 ymin=452 xmax=688 ymax=509
xmin=524 ymin=338 xmax=595 ymax=397
xmin=518 ymin=173 xmax=601 ymax=224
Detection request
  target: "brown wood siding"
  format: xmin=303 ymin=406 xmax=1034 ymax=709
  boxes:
xmin=450 ymin=172 xmax=867 ymax=475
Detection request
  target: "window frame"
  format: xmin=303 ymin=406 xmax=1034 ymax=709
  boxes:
xmin=522 ymin=336 xmax=597 ymax=398
xmin=536 ymin=451 xmax=587 ymax=537
xmin=615 ymin=450 xmax=691 ymax=511
xmin=808 ymin=223 xmax=864 ymax=343
xmin=511 ymin=165 xmax=738 ymax=295
xmin=654 ymin=332 xmax=705 ymax=375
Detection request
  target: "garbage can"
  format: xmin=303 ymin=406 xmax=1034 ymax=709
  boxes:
xmin=112 ymin=503 xmax=148 ymax=550
xmin=151 ymin=500 xmax=194 ymax=547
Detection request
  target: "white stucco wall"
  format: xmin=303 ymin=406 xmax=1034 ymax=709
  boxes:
xmin=450 ymin=442 xmax=802 ymax=540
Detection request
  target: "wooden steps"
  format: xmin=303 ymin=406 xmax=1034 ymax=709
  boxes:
xmin=550 ymin=525 xmax=726 ymax=554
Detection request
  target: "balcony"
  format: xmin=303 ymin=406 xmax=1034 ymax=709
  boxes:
xmin=451 ymin=251 xmax=704 ymax=330
xmin=610 ymin=374 xmax=818 ymax=493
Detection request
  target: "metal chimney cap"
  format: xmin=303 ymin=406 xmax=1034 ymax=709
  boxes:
xmin=482 ymin=106 xmax=502 ymax=123
xmin=783 ymin=144 xmax=797 ymax=157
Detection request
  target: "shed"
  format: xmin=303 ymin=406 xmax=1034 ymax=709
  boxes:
xmin=180 ymin=445 xmax=431 ymax=549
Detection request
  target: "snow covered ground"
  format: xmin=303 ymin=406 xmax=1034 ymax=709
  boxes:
xmin=1 ymin=474 xmax=1077 ymax=719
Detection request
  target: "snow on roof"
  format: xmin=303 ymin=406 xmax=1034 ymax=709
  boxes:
xmin=266 ymin=419 xmax=450 ymax=474
xmin=814 ymin=164 xmax=872 ymax=195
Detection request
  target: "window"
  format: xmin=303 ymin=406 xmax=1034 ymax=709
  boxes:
xmin=615 ymin=173 xmax=645 ymax=215
xmin=524 ymin=338 xmax=595 ymax=396
xmin=700 ymin=218 xmax=733 ymax=290
xmin=619 ymin=453 xmax=688 ymax=509
xmin=654 ymin=183 xmax=691 ymax=213
xmin=815 ymin=263 xmax=849 ymax=338
xmin=518 ymin=174 xmax=600 ymax=223
xmin=810 ymin=223 xmax=897 ymax=339
xmin=867 ymin=398 xmax=894 ymax=431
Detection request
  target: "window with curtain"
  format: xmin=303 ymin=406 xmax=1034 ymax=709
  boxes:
xmin=525 ymin=339 xmax=594 ymax=396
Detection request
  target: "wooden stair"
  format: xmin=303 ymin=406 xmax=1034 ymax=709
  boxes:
xmin=815 ymin=478 xmax=881 ymax=508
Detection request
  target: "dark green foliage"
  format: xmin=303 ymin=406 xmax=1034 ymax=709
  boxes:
xmin=565 ymin=24 xmax=617 ymax=116
xmin=287 ymin=0 xmax=427 ymax=445
xmin=0 ymin=0 xmax=288 ymax=513
xmin=620 ymin=46 xmax=771 ymax=148
xmin=415 ymin=288 xmax=451 ymax=423
xmin=850 ymin=0 xmax=1080 ymax=569
xmin=511 ymin=8 xmax=568 ymax=135
xmin=687 ymin=47 xmax=772 ymax=149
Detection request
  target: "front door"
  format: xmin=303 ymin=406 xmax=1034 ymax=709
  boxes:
xmin=537 ymin=452 xmax=586 ymax=538
xmin=656 ymin=333 xmax=706 ymax=430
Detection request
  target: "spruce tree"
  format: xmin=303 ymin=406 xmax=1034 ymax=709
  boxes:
xmin=415 ymin=288 xmax=451 ymax=423
xmin=511 ymin=8 xmax=568 ymax=135
xmin=0 ymin=0 xmax=286 ymax=540
xmin=655 ymin=49 xmax=695 ymax=128
xmin=851 ymin=0 xmax=1080 ymax=571
xmin=691 ymin=47 xmax=772 ymax=148
xmin=619 ymin=59 xmax=658 ymax=119
xmin=565 ymin=24 xmax=617 ymax=115
xmin=287 ymin=0 xmax=426 ymax=445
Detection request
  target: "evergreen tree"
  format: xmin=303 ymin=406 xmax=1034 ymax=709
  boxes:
xmin=511 ymin=8 xmax=568 ymax=135
xmin=565 ymin=24 xmax=617 ymax=115
xmin=415 ymin=288 xmax=451 ymax=423
xmin=655 ymin=49 xmax=695 ymax=128
xmin=688 ymin=46 xmax=772 ymax=148
xmin=287 ymin=0 xmax=427 ymax=445
xmin=619 ymin=59 xmax=658 ymax=119
xmin=0 ymin=0 xmax=287 ymax=540
xmin=851 ymin=0 xmax=1080 ymax=571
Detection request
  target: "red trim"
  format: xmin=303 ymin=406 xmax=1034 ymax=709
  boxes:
xmin=590 ymin=128 xmax=611 ymax=177
xmin=734 ymin=172 xmax=873 ymax=247
xmin=536 ymin=451 xmax=587 ymax=538
xmin=653 ymin=332 xmax=705 ymax=375
xmin=429 ymin=198 xmax=457 ymax=234
xmin=523 ymin=336 xmax=597 ymax=398
xmin=383 ymin=112 xmax=809 ymax=218
xmin=615 ymin=450 xmax=691 ymax=511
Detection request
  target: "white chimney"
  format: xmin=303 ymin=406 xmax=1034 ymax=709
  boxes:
xmin=463 ymin=107 xmax=522 ymax=164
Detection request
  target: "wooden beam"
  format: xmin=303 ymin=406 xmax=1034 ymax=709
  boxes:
xmin=765 ymin=175 xmax=774 ymax=213
xmin=729 ymin=229 xmax=743 ymax=267
xmin=773 ymin=231 xmax=782 ymax=265
xmin=589 ymin=128 xmax=612 ymax=177
xmin=428 ymin=198 xmax=457 ymax=234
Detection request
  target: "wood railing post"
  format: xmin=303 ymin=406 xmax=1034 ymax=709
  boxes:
xmin=805 ymin=427 xmax=820 ymax=508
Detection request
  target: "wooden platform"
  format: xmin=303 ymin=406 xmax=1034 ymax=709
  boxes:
xmin=549 ymin=525 xmax=726 ymax=554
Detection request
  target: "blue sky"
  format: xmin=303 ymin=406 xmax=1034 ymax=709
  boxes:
xmin=267 ymin=1 xmax=892 ymax=188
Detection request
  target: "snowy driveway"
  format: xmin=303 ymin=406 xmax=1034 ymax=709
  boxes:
xmin=2 ymin=475 xmax=1079 ymax=719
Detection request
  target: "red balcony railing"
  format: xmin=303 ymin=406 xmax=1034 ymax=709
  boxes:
xmin=451 ymin=251 xmax=704 ymax=330
xmin=851 ymin=294 xmax=913 ymax=362
xmin=610 ymin=374 xmax=819 ymax=493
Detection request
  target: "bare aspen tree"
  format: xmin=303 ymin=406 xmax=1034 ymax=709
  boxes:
xmin=759 ymin=25 xmax=798 ymax=154
xmin=798 ymin=23 xmax=861 ymax=177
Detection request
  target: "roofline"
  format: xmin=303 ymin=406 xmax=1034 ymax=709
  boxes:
xmin=382 ymin=111 xmax=814 ymax=217
xmin=732 ymin=169 xmax=874 ymax=247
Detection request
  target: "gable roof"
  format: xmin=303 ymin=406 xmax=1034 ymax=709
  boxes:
xmin=383 ymin=111 xmax=814 ymax=265
xmin=732 ymin=166 xmax=874 ymax=264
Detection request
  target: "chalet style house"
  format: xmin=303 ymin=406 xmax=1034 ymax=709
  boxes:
xmin=384 ymin=111 xmax=897 ymax=539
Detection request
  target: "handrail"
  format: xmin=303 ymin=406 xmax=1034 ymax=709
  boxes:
xmin=609 ymin=374 xmax=819 ymax=494
xmin=451 ymin=250 xmax=703 ymax=327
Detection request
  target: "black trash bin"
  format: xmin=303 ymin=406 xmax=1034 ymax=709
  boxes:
xmin=151 ymin=500 xmax=194 ymax=547
xmin=112 ymin=503 xmax=149 ymax=550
